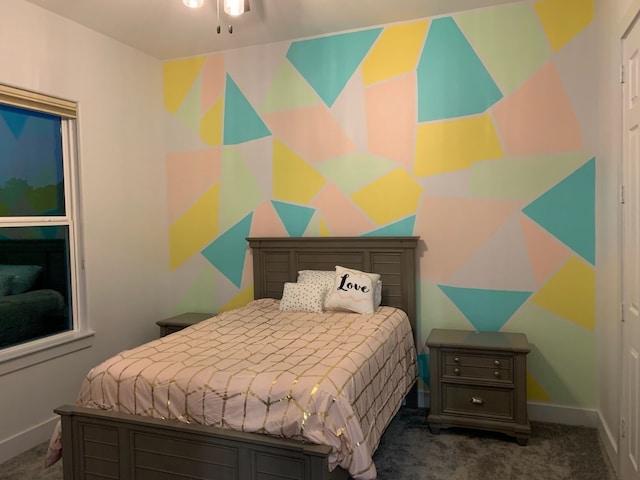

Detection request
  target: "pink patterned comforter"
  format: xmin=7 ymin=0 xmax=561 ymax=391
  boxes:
xmin=48 ymin=298 xmax=417 ymax=479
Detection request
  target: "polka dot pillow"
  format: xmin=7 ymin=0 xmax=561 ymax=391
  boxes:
xmin=279 ymin=282 xmax=327 ymax=313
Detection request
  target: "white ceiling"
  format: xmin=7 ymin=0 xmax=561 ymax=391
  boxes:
xmin=24 ymin=0 xmax=518 ymax=60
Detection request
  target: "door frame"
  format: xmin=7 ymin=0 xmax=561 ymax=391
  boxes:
xmin=620 ymin=3 xmax=640 ymax=478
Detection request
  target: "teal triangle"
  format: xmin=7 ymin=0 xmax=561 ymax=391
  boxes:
xmin=522 ymin=158 xmax=595 ymax=265
xmin=201 ymin=213 xmax=253 ymax=288
xmin=438 ymin=285 xmax=532 ymax=332
xmin=418 ymin=352 xmax=430 ymax=388
xmin=417 ymin=17 xmax=503 ymax=121
xmin=286 ymin=28 xmax=382 ymax=107
xmin=271 ymin=201 xmax=315 ymax=237
xmin=364 ymin=216 xmax=416 ymax=236
xmin=0 ymin=104 xmax=30 ymax=138
xmin=223 ymin=75 xmax=271 ymax=145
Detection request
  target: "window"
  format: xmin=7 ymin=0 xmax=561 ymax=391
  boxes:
xmin=0 ymin=84 xmax=90 ymax=369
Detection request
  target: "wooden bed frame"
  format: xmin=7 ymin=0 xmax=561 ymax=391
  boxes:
xmin=55 ymin=236 xmax=419 ymax=480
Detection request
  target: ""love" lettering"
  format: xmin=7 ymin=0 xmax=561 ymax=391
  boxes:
xmin=337 ymin=273 xmax=369 ymax=293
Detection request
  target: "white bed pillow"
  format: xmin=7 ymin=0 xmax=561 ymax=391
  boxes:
xmin=324 ymin=265 xmax=380 ymax=315
xmin=279 ymin=282 xmax=327 ymax=313
xmin=298 ymin=269 xmax=382 ymax=307
xmin=297 ymin=269 xmax=335 ymax=290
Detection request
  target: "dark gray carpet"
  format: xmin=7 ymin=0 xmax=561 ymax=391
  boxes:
xmin=0 ymin=408 xmax=616 ymax=480
xmin=373 ymin=408 xmax=616 ymax=480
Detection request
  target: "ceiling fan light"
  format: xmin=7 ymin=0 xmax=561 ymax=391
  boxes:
xmin=224 ymin=0 xmax=245 ymax=16
xmin=183 ymin=0 xmax=204 ymax=8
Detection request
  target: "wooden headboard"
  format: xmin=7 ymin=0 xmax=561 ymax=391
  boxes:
xmin=248 ymin=236 xmax=420 ymax=406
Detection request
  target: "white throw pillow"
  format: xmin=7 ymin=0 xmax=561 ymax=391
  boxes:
xmin=298 ymin=269 xmax=382 ymax=308
xmin=324 ymin=266 xmax=381 ymax=315
xmin=297 ymin=270 xmax=335 ymax=291
xmin=279 ymin=282 xmax=326 ymax=313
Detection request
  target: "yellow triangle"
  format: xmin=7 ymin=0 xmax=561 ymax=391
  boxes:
xmin=163 ymin=56 xmax=207 ymax=114
xmin=319 ymin=218 xmax=331 ymax=237
xmin=273 ymin=139 xmax=326 ymax=204
xmin=221 ymin=285 xmax=254 ymax=312
xmin=351 ymin=168 xmax=423 ymax=225
xmin=527 ymin=372 xmax=552 ymax=402
xmin=200 ymin=97 xmax=224 ymax=146
xmin=169 ymin=183 xmax=220 ymax=270
xmin=531 ymin=256 xmax=595 ymax=330
xmin=534 ymin=0 xmax=594 ymax=51
xmin=362 ymin=20 xmax=429 ymax=85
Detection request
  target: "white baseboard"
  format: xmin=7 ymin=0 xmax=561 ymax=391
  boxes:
xmin=527 ymin=401 xmax=599 ymax=427
xmin=0 ymin=415 xmax=59 ymax=464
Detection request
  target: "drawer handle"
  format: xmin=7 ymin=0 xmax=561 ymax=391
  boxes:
xmin=494 ymin=371 xmax=501 ymax=377
xmin=454 ymin=357 xmax=460 ymax=363
xmin=454 ymin=368 xmax=460 ymax=374
xmin=471 ymin=396 xmax=484 ymax=405
xmin=494 ymin=360 xmax=501 ymax=366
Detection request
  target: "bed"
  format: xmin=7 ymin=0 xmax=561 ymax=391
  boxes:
xmin=0 ymin=239 xmax=69 ymax=348
xmin=52 ymin=236 xmax=420 ymax=480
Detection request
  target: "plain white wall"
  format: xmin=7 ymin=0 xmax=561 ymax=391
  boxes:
xmin=0 ymin=0 xmax=170 ymax=462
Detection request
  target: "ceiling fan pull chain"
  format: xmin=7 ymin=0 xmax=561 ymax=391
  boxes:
xmin=216 ymin=0 xmax=221 ymax=34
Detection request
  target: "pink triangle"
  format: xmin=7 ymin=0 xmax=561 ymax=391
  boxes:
xmin=201 ymin=54 xmax=225 ymax=114
xmin=492 ymin=62 xmax=583 ymax=156
xmin=416 ymin=196 xmax=525 ymax=283
xmin=263 ymin=105 xmax=356 ymax=163
xmin=249 ymin=201 xmax=288 ymax=237
xmin=519 ymin=214 xmax=571 ymax=285
xmin=167 ymin=149 xmax=221 ymax=223
xmin=311 ymin=183 xmax=376 ymax=235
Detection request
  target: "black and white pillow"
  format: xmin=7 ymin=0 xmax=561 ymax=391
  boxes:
xmin=279 ymin=282 xmax=327 ymax=313
xmin=324 ymin=266 xmax=381 ymax=315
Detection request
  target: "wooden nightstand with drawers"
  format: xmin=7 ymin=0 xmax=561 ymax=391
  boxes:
xmin=426 ymin=328 xmax=531 ymax=446
xmin=156 ymin=312 xmax=213 ymax=337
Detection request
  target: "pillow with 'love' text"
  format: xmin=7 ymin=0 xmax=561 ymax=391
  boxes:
xmin=324 ymin=265 xmax=380 ymax=314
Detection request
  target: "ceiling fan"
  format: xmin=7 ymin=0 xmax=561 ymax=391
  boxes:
xmin=183 ymin=0 xmax=251 ymax=33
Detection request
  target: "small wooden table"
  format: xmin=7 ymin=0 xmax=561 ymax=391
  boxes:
xmin=156 ymin=312 xmax=213 ymax=337
xmin=426 ymin=328 xmax=531 ymax=445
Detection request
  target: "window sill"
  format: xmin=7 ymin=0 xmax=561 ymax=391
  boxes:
xmin=0 ymin=329 xmax=95 ymax=377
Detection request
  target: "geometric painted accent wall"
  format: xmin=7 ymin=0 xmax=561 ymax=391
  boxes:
xmin=163 ymin=0 xmax=597 ymax=408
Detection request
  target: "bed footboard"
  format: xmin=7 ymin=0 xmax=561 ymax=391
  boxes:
xmin=55 ymin=405 xmax=349 ymax=480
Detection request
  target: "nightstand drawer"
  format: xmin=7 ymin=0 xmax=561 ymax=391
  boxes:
xmin=444 ymin=352 xmax=513 ymax=381
xmin=442 ymin=384 xmax=514 ymax=419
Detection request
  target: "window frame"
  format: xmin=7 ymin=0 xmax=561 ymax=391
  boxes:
xmin=0 ymin=84 xmax=93 ymax=375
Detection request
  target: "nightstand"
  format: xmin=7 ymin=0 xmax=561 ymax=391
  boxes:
xmin=156 ymin=312 xmax=213 ymax=337
xmin=426 ymin=328 xmax=531 ymax=446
